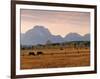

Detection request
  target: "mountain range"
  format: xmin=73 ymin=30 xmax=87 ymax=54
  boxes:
xmin=21 ymin=25 xmax=90 ymax=45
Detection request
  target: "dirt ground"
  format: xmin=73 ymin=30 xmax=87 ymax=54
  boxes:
xmin=20 ymin=47 xmax=90 ymax=69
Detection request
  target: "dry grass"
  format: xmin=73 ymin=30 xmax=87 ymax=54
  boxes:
xmin=20 ymin=47 xmax=90 ymax=69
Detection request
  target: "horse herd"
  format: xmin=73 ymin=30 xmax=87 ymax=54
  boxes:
xmin=25 ymin=46 xmax=89 ymax=56
xmin=29 ymin=51 xmax=43 ymax=56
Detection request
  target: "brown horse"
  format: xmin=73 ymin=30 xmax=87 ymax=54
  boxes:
xmin=29 ymin=52 xmax=35 ymax=56
xmin=37 ymin=51 xmax=43 ymax=55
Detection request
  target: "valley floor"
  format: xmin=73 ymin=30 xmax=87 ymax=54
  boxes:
xmin=20 ymin=47 xmax=90 ymax=69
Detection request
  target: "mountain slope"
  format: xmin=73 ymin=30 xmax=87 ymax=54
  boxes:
xmin=64 ymin=33 xmax=83 ymax=41
xmin=21 ymin=25 xmax=90 ymax=45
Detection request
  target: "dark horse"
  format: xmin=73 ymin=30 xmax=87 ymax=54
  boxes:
xmin=37 ymin=51 xmax=43 ymax=55
xmin=29 ymin=52 xmax=35 ymax=56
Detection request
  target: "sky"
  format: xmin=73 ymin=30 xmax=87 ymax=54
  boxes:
xmin=21 ymin=9 xmax=90 ymax=37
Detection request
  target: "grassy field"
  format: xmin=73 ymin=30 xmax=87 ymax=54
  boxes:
xmin=20 ymin=45 xmax=90 ymax=69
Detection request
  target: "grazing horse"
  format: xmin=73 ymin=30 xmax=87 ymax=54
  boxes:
xmin=37 ymin=51 xmax=43 ymax=56
xmin=29 ymin=52 xmax=35 ymax=56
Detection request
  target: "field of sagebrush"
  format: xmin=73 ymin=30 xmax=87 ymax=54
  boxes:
xmin=20 ymin=47 xmax=90 ymax=69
